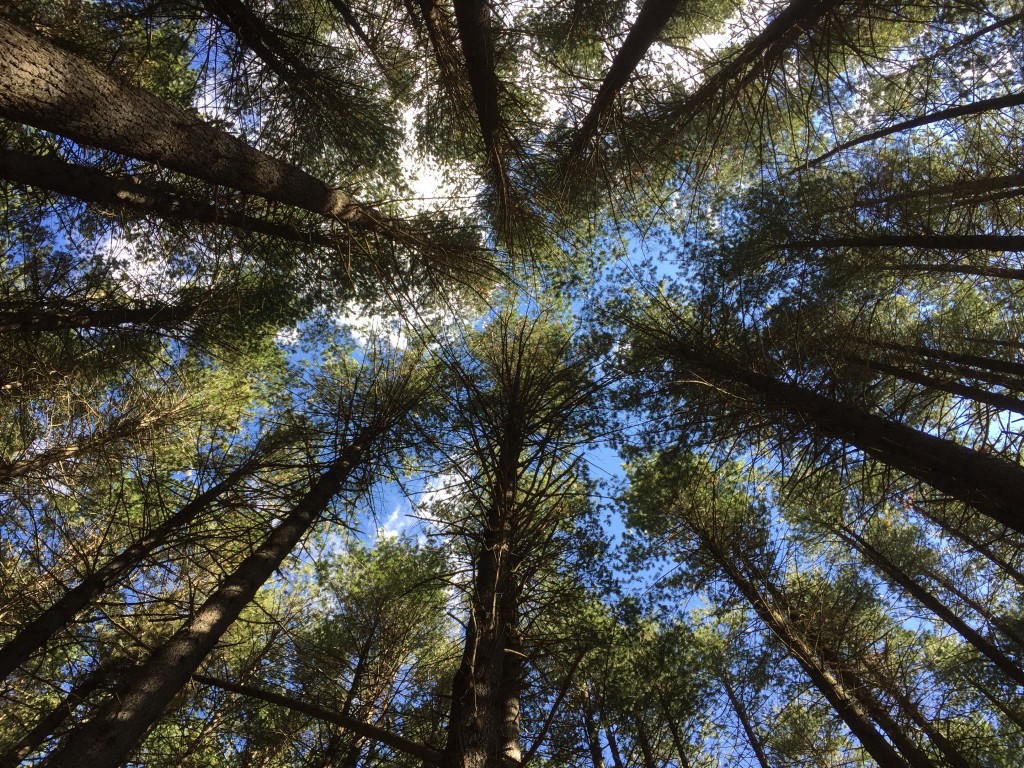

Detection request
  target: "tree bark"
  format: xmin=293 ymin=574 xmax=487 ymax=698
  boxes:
xmin=666 ymin=338 xmax=1024 ymax=534
xmin=39 ymin=433 xmax=376 ymax=768
xmin=571 ymin=0 xmax=684 ymax=154
xmin=799 ymin=92 xmax=1024 ymax=171
xmin=442 ymin=421 xmax=524 ymax=768
xmin=0 ymin=20 xmax=412 ymax=240
xmin=0 ymin=148 xmax=347 ymax=251
xmin=0 ymin=437 xmax=279 ymax=683
xmin=657 ymin=695 xmax=692 ymax=768
xmin=663 ymin=0 xmax=838 ymax=129
xmin=580 ymin=689 xmax=608 ymax=768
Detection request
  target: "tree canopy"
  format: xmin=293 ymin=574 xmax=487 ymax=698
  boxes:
xmin=1 ymin=0 xmax=1023 ymax=766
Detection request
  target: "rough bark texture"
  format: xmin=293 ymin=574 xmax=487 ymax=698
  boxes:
xmin=443 ymin=423 xmax=524 ymax=768
xmin=0 ymin=20 xmax=407 ymax=235
xmin=40 ymin=439 xmax=370 ymax=768
xmin=0 ymin=444 xmax=272 ymax=682
xmin=0 ymin=149 xmax=346 ymax=250
xmin=669 ymin=341 xmax=1024 ymax=534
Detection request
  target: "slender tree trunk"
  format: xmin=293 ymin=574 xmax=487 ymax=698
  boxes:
xmin=0 ymin=664 xmax=110 ymax=766
xmin=720 ymin=676 xmax=771 ymax=768
xmin=835 ymin=527 xmax=1024 ymax=687
xmin=634 ymin=717 xmax=661 ymax=768
xmin=844 ymin=352 xmax=1024 ymax=416
xmin=0 ymin=20 xmax=411 ymax=238
xmin=0 ymin=437 xmax=280 ymax=682
xmin=663 ymin=0 xmax=838 ymax=129
xmin=799 ymin=91 xmax=1024 ymax=171
xmin=852 ymin=338 xmax=1024 ymax=382
xmin=921 ymin=564 xmax=1024 ymax=649
xmin=602 ymin=709 xmax=626 ymax=768
xmin=657 ymin=695 xmax=692 ymax=768
xmin=785 ymin=233 xmax=1024 ymax=252
xmin=192 ymin=675 xmax=443 ymax=763
xmin=581 ymin=688 xmax=608 ymax=768
xmin=918 ymin=507 xmax=1024 ymax=590
xmin=39 ymin=435 xmax=375 ymax=768
xmin=876 ymin=261 xmax=1024 ymax=282
xmin=857 ymin=653 xmax=975 ymax=768
xmin=697 ymin=538 xmax=914 ymax=768
xmin=846 ymin=172 xmax=1024 ymax=213
xmin=666 ymin=339 xmax=1024 ymax=534
xmin=0 ymin=402 xmax=185 ymax=482
xmin=0 ymin=149 xmax=346 ymax=251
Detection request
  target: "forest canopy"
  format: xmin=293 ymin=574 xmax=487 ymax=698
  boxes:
xmin=1 ymin=0 xmax=1023 ymax=766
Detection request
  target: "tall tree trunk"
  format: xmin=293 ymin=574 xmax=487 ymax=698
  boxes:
xmin=0 ymin=664 xmax=111 ymax=766
xmin=916 ymin=506 xmax=1024 ymax=590
xmin=0 ymin=20 xmax=415 ymax=241
xmin=0 ymin=149 xmax=348 ymax=252
xmin=580 ymin=688 xmax=608 ymax=768
xmin=0 ymin=435 xmax=282 ymax=682
xmin=844 ymin=352 xmax=1024 ymax=416
xmin=39 ymin=433 xmax=379 ymax=768
xmin=634 ymin=716 xmax=661 ymax=768
xmin=852 ymin=338 xmax=1024 ymax=383
xmin=443 ymin=417 xmax=524 ymax=768
xmin=663 ymin=0 xmax=838 ymax=129
xmin=571 ymin=0 xmax=684 ymax=155
xmin=0 ymin=400 xmax=186 ymax=482
xmin=696 ymin=536 xmax=915 ymax=768
xmin=834 ymin=526 xmax=1024 ymax=687
xmin=601 ymin=708 xmax=626 ymax=768
xmin=799 ymin=91 xmax=1024 ymax=171
xmin=846 ymin=172 xmax=1024 ymax=213
xmin=720 ymin=676 xmax=771 ymax=768
xmin=856 ymin=653 xmax=975 ymax=768
xmin=875 ymin=261 xmax=1024 ymax=283
xmin=0 ymin=299 xmax=200 ymax=335
xmin=665 ymin=338 xmax=1024 ymax=534
xmin=656 ymin=695 xmax=692 ymax=768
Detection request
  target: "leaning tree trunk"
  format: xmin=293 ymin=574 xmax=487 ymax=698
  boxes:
xmin=667 ymin=339 xmax=1024 ymax=534
xmin=834 ymin=526 xmax=1024 ymax=687
xmin=0 ymin=149 xmax=347 ymax=252
xmin=39 ymin=430 xmax=382 ymax=768
xmin=696 ymin=533 xmax=916 ymax=768
xmin=0 ymin=434 xmax=284 ymax=683
xmin=0 ymin=20 xmax=416 ymax=241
